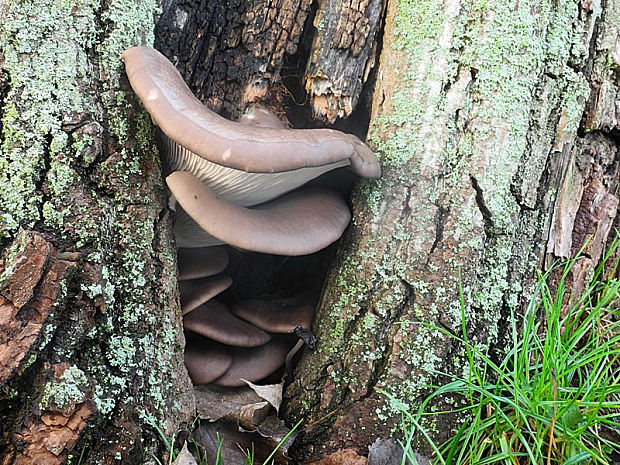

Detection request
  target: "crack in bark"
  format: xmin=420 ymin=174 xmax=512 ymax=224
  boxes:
xmin=509 ymin=178 xmax=536 ymax=212
xmin=470 ymin=175 xmax=494 ymax=232
xmin=354 ymin=277 xmax=413 ymax=405
xmin=426 ymin=205 xmax=449 ymax=263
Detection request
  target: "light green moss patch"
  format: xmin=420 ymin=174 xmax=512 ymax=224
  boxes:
xmin=1 ymin=0 xmax=186 ymax=452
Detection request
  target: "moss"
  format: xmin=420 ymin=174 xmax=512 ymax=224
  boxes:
xmin=1 ymin=0 xmax=186 ymax=454
xmin=0 ymin=0 xmax=99 ymax=231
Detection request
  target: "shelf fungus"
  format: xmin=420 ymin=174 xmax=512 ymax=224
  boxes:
xmin=121 ymin=46 xmax=381 ymax=387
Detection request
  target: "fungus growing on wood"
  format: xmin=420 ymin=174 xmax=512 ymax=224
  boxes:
xmin=183 ymin=301 xmax=271 ymax=347
xmin=179 ymin=274 xmax=233 ymax=315
xmin=177 ymin=246 xmax=229 ymax=280
xmin=167 ymin=171 xmax=351 ymax=256
xmin=121 ymin=45 xmax=381 ymax=387
xmin=184 ymin=334 xmax=233 ymax=385
xmin=231 ymin=294 xmax=315 ymax=333
xmin=120 ymin=46 xmax=381 ymax=179
xmin=211 ymin=337 xmax=291 ymax=387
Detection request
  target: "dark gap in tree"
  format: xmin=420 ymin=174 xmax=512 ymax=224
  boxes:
xmin=152 ymin=0 xmax=366 ymax=389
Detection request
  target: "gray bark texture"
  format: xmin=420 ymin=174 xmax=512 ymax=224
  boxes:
xmin=0 ymin=1 xmax=194 ymax=463
xmin=286 ymin=0 xmax=620 ymax=457
xmin=284 ymin=0 xmax=620 ymax=460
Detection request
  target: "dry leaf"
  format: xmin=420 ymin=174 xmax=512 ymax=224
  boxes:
xmin=243 ymin=379 xmax=284 ymax=413
xmin=172 ymin=442 xmax=198 ymax=465
xmin=195 ymin=384 xmax=271 ymax=427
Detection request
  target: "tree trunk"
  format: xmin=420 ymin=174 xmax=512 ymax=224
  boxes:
xmin=2 ymin=0 xmax=619 ymax=463
xmin=284 ymin=0 xmax=620 ymax=460
xmin=0 ymin=1 xmax=194 ymax=463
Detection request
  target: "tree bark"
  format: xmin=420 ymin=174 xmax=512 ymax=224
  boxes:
xmin=0 ymin=1 xmax=193 ymax=463
xmin=284 ymin=0 xmax=620 ymax=460
xmin=3 ymin=0 xmax=620 ymax=463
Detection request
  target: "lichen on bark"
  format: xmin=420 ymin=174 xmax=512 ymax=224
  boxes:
xmin=284 ymin=0 xmax=606 ymax=458
xmin=0 ymin=0 xmax=193 ymax=462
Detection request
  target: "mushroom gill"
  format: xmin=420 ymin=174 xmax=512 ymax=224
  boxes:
xmin=121 ymin=46 xmax=381 ymax=387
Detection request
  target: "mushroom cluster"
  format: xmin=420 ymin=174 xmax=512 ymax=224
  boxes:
xmin=121 ymin=47 xmax=380 ymax=387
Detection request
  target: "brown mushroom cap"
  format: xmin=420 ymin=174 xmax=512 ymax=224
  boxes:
xmin=167 ymin=171 xmax=351 ymax=255
xmin=121 ymin=46 xmax=381 ymax=178
xmin=212 ymin=337 xmax=291 ymax=387
xmin=177 ymin=246 xmax=229 ymax=280
xmin=231 ymin=295 xmax=315 ymax=333
xmin=179 ymin=274 xmax=233 ymax=315
xmin=183 ymin=301 xmax=271 ymax=347
xmin=184 ymin=334 xmax=233 ymax=385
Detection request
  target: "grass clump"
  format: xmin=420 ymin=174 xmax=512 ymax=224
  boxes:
xmin=384 ymin=249 xmax=620 ymax=464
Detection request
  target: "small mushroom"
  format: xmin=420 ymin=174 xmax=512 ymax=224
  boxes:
xmin=184 ymin=334 xmax=233 ymax=385
xmin=167 ymin=171 xmax=351 ymax=255
xmin=179 ymin=274 xmax=233 ymax=315
xmin=183 ymin=300 xmax=271 ymax=347
xmin=231 ymin=294 xmax=315 ymax=333
xmin=211 ymin=337 xmax=291 ymax=387
xmin=177 ymin=246 xmax=228 ymax=280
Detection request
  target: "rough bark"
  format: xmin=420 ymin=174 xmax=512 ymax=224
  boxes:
xmin=0 ymin=0 xmax=193 ymax=463
xmin=155 ymin=0 xmax=313 ymax=118
xmin=3 ymin=0 xmax=619 ymax=463
xmin=304 ymin=0 xmax=385 ymax=123
xmin=284 ymin=0 xmax=620 ymax=460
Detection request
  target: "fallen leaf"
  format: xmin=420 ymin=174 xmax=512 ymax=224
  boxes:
xmin=172 ymin=442 xmax=198 ymax=465
xmin=243 ymin=379 xmax=284 ymax=413
xmin=192 ymin=418 xmax=294 ymax=465
xmin=195 ymin=385 xmax=271 ymax=427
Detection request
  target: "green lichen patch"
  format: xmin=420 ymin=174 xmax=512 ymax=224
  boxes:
xmin=0 ymin=0 xmax=101 ymax=232
xmin=1 ymin=0 xmax=189 ymax=458
xmin=40 ymin=365 xmax=89 ymax=410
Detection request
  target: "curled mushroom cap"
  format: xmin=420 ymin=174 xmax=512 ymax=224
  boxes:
xmin=167 ymin=171 xmax=351 ymax=255
xmin=121 ymin=46 xmax=380 ymax=178
xmin=212 ymin=337 xmax=291 ymax=387
xmin=183 ymin=301 xmax=271 ymax=347
xmin=231 ymin=295 xmax=315 ymax=333
xmin=160 ymin=133 xmax=350 ymax=208
xmin=177 ymin=246 xmax=228 ymax=280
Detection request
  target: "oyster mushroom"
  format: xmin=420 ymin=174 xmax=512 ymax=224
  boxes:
xmin=121 ymin=45 xmax=381 ymax=387
xmin=184 ymin=300 xmax=271 ymax=348
xmin=231 ymin=294 xmax=315 ymax=333
xmin=167 ymin=171 xmax=351 ymax=256
xmin=179 ymin=274 xmax=233 ymax=315
xmin=177 ymin=246 xmax=229 ymax=280
xmin=184 ymin=334 xmax=233 ymax=385
xmin=211 ymin=337 xmax=291 ymax=387
xmin=121 ymin=46 xmax=381 ymax=182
